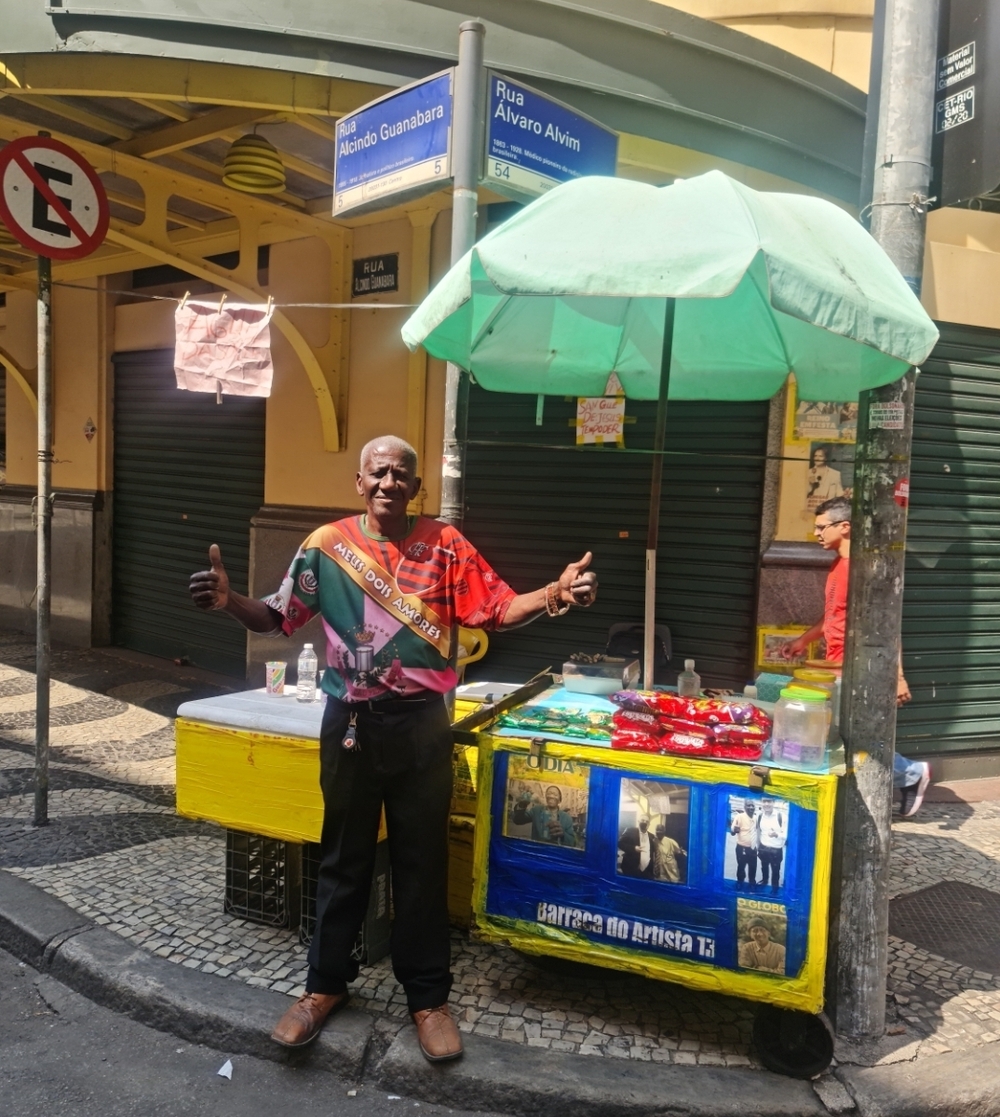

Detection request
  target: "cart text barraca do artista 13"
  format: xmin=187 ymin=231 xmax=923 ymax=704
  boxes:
xmin=536 ymin=903 xmax=716 ymax=959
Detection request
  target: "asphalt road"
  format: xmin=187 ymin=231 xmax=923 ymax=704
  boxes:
xmin=0 ymin=948 xmax=498 ymax=1117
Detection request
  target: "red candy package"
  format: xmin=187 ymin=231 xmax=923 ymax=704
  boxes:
xmin=709 ymin=723 xmax=767 ymax=761
xmin=711 ymin=740 xmax=764 ymax=761
xmin=612 ymin=709 xmax=664 ymax=735
xmin=717 ymin=723 xmax=768 ymax=744
xmin=611 ymin=690 xmax=772 ymax=762
xmin=612 ymin=690 xmax=772 ymax=734
xmin=611 ymin=728 xmax=663 ymax=753
xmin=660 ymin=727 xmax=713 ymax=755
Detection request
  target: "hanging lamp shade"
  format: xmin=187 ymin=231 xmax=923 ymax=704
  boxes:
xmin=222 ymin=134 xmax=286 ymax=195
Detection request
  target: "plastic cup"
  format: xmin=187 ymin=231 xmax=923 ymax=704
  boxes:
xmin=265 ymin=661 xmax=287 ymax=696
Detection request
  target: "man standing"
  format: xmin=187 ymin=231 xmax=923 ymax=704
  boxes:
xmin=782 ymin=496 xmax=930 ymax=817
xmin=730 ymin=799 xmax=758 ymax=888
xmin=756 ymin=798 xmax=786 ymax=893
xmin=511 ymin=786 xmax=577 ymax=846
xmin=618 ymin=814 xmax=655 ymax=878
xmin=189 ymin=436 xmax=597 ymax=1062
xmin=653 ymin=825 xmax=685 ymax=884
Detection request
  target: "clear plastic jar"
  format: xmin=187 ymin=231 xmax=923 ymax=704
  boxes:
xmin=772 ymin=686 xmax=831 ymax=769
xmin=794 ymin=668 xmax=841 ymax=731
xmin=792 ymin=669 xmax=837 ymax=699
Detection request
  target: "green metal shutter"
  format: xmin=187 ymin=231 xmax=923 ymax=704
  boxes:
xmin=462 ymin=386 xmax=768 ymax=688
xmin=112 ymin=349 xmax=265 ymax=677
xmin=899 ymin=323 xmax=1000 ymax=756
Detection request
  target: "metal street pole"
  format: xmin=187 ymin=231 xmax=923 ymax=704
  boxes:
xmin=34 ymin=251 xmax=53 ymax=827
xmin=830 ymin=0 xmax=939 ymax=1038
xmin=440 ymin=19 xmax=485 ymax=527
xmin=643 ymin=299 xmax=676 ymax=691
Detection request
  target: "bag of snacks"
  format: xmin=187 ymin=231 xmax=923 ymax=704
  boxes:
xmin=611 ymin=728 xmax=663 ymax=752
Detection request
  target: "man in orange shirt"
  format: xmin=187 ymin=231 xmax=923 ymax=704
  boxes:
xmin=784 ymin=497 xmax=854 ymax=664
xmin=783 ymin=497 xmax=930 ymax=818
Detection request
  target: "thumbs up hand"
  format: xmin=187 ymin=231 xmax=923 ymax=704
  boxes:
xmin=557 ymin=551 xmax=598 ymax=608
xmin=189 ymin=544 xmax=231 ymax=611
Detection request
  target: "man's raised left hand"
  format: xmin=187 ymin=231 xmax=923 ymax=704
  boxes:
xmin=558 ymin=552 xmax=598 ymax=607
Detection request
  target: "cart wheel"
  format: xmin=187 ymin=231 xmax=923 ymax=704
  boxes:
xmin=752 ymin=1005 xmax=834 ymax=1079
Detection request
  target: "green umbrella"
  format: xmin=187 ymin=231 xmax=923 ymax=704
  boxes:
xmin=402 ymin=170 xmax=939 ymax=685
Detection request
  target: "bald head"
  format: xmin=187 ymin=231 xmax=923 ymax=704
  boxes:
xmin=356 ymin=435 xmax=422 ymax=531
xmin=360 ymin=436 xmax=418 ymax=474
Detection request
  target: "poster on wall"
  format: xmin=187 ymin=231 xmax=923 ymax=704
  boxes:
xmin=805 ymin=443 xmax=854 ymax=516
xmin=476 ymin=741 xmax=838 ymax=1011
xmin=793 ymin=400 xmax=858 ymax=443
xmin=779 ymin=382 xmax=859 ymax=541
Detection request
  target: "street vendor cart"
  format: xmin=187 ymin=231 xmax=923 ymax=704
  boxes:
xmin=398 ymin=169 xmax=940 ymax=1076
xmin=451 ymin=681 xmax=843 ymax=1077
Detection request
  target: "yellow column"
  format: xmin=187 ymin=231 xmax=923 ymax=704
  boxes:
xmin=407 ymin=208 xmax=436 ymax=513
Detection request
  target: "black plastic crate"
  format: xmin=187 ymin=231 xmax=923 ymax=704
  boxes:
xmin=300 ymin=838 xmax=391 ymax=964
xmin=224 ymin=830 xmax=302 ymax=929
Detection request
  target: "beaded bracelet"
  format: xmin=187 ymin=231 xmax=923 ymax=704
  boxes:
xmin=545 ymin=582 xmax=570 ymax=617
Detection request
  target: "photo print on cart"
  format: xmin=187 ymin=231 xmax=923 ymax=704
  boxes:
xmin=616 ymin=778 xmax=690 ymax=884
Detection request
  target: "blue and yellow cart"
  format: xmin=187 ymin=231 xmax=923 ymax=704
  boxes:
xmin=456 ymin=686 xmax=843 ymax=1077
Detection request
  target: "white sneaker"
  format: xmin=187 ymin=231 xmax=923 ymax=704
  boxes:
xmin=902 ymin=762 xmax=931 ymax=818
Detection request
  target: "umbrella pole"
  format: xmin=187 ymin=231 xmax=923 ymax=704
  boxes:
xmin=643 ymin=298 xmax=676 ymax=690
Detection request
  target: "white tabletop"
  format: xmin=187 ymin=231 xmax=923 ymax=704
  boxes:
xmin=176 ymin=687 xmax=326 ymax=739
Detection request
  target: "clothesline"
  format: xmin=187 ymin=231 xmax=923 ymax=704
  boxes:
xmin=50 ymin=279 xmax=416 ymax=309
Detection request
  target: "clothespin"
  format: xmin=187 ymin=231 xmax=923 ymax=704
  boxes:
xmin=179 ymin=290 xmax=190 ymax=310
xmin=530 ymin=736 xmax=544 ymax=767
xmin=748 ymin=765 xmax=770 ymax=790
xmin=217 ymin=292 xmax=228 ymax=314
xmin=265 ymin=294 xmax=274 ymax=316
xmin=216 ymin=380 xmax=223 ymax=405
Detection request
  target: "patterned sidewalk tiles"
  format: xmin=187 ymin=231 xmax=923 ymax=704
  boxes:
xmin=2 ymin=631 xmax=1000 ymax=1069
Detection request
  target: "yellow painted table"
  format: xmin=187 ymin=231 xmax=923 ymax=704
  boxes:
xmin=174 ymin=684 xmax=494 ymax=924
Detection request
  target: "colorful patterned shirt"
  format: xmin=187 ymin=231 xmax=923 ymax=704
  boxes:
xmin=263 ymin=515 xmax=517 ymax=701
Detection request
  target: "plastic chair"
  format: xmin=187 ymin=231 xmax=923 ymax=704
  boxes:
xmin=456 ymin=627 xmax=488 ymax=682
xmin=606 ymin=622 xmax=671 ymax=683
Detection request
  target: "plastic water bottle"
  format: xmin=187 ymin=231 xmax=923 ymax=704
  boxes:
xmin=677 ymin=659 xmax=701 ymax=697
xmin=296 ymin=643 xmax=318 ymax=703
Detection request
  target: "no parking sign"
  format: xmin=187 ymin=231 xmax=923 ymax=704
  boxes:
xmin=0 ymin=135 xmax=108 ymax=260
xmin=3 ymin=135 xmax=109 ymax=830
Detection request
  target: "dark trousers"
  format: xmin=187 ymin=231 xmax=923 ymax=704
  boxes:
xmin=735 ymin=844 xmax=757 ymax=885
xmin=758 ymin=847 xmax=783 ymax=889
xmin=305 ymin=694 xmax=454 ymax=1012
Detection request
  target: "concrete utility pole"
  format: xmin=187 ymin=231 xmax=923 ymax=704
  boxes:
xmin=440 ymin=20 xmax=486 ymax=527
xmin=830 ymin=0 xmax=939 ymax=1039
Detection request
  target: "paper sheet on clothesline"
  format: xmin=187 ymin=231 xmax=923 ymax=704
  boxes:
xmin=174 ymin=299 xmax=275 ymax=398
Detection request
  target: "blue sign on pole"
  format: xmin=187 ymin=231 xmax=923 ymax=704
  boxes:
xmin=485 ymin=73 xmax=618 ymax=201
xmin=334 ymin=70 xmax=454 ymax=216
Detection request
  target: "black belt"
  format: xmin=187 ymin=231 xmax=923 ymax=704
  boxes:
xmin=336 ymin=693 xmax=443 ymax=713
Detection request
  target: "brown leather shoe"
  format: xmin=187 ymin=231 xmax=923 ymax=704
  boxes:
xmin=271 ymin=992 xmax=348 ymax=1048
xmin=411 ymin=1004 xmax=463 ymax=1062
